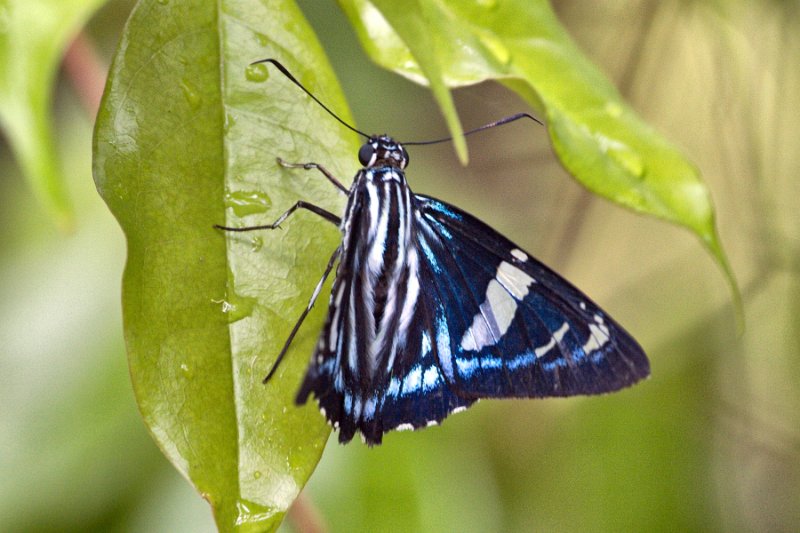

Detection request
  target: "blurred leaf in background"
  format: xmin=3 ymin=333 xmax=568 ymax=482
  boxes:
xmin=1 ymin=0 xmax=799 ymax=532
xmin=1 ymin=1 xmax=218 ymax=531
xmin=338 ymin=0 xmax=736 ymax=299
xmin=0 ymin=0 xmax=107 ymax=230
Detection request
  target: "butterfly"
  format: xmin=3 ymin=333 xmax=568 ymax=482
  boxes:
xmin=217 ymin=60 xmax=650 ymax=446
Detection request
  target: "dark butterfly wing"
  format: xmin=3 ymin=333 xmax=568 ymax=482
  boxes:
xmin=415 ymin=194 xmax=650 ymax=399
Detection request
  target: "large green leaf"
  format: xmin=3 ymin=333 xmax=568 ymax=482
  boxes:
xmin=338 ymin=0 xmax=738 ymax=300
xmin=0 ymin=0 xmax=107 ymax=230
xmin=93 ymin=0 xmax=357 ymax=530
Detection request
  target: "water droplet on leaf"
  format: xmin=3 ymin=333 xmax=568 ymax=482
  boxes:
xmin=245 ymin=63 xmax=269 ymax=82
xmin=224 ymin=190 xmax=272 ymax=217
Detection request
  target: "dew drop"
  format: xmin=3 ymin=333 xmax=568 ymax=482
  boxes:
xmin=224 ymin=190 xmax=272 ymax=217
xmin=228 ymin=296 xmax=257 ymax=323
xmin=245 ymin=62 xmax=269 ymax=82
xmin=255 ymin=32 xmax=269 ymax=47
xmin=180 ymin=362 xmax=192 ymax=378
xmin=212 ymin=294 xmax=257 ymax=323
xmin=235 ymin=499 xmax=275 ymax=527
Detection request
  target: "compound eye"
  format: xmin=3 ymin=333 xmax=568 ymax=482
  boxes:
xmin=358 ymin=143 xmax=376 ymax=167
xmin=400 ymin=147 xmax=409 ymax=169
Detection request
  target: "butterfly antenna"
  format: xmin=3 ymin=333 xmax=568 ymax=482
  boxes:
xmin=254 ymin=58 xmax=370 ymax=139
xmin=403 ymin=112 xmax=543 ymax=146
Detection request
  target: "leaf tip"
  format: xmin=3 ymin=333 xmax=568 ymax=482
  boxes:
xmin=703 ymin=228 xmax=744 ymax=331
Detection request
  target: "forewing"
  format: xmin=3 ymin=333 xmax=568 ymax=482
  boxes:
xmin=415 ymin=195 xmax=650 ymax=398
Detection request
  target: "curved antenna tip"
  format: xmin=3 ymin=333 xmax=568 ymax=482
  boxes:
xmin=403 ymin=112 xmax=543 ymax=146
xmin=253 ymin=58 xmax=370 ymax=139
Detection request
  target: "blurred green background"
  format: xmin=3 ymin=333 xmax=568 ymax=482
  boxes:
xmin=2 ymin=0 xmax=799 ymax=531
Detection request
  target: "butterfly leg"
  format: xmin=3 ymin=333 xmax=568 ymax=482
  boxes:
xmin=263 ymin=246 xmax=341 ymax=383
xmin=277 ymin=157 xmax=348 ymax=194
xmin=214 ymin=200 xmax=341 ymax=232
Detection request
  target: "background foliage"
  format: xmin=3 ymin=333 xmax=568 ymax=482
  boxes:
xmin=1 ymin=0 xmax=799 ymax=532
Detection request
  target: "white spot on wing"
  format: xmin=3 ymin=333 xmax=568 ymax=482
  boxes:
xmin=436 ymin=318 xmax=454 ymax=380
xmin=495 ymin=261 xmax=536 ymax=298
xmin=511 ymin=248 xmax=528 ymax=261
xmin=387 ymin=377 xmax=401 ymax=397
xmin=395 ymin=423 xmax=415 ymax=432
xmin=403 ymin=365 xmax=423 ymax=393
xmin=421 ymin=331 xmax=431 ymax=357
xmin=582 ymin=314 xmax=611 ymax=353
xmin=535 ymin=322 xmax=570 ymax=358
xmin=460 ymin=260 xmax=534 ymax=351
xmin=422 ymin=365 xmax=440 ymax=391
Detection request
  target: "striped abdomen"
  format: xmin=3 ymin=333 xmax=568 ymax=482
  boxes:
xmin=330 ymin=166 xmax=420 ymax=388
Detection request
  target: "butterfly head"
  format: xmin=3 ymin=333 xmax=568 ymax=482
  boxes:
xmin=358 ymin=135 xmax=409 ymax=170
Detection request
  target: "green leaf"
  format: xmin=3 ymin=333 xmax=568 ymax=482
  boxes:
xmin=0 ymin=0 xmax=107 ymax=230
xmin=338 ymin=0 xmax=739 ymax=302
xmin=93 ymin=0 xmax=357 ymax=530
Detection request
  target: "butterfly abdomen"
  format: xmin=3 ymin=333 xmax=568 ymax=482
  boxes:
xmin=297 ymin=164 xmax=430 ymax=443
xmin=347 ymin=167 xmax=419 ymax=376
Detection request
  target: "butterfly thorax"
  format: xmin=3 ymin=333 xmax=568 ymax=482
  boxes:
xmin=330 ymin=137 xmax=420 ymax=387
